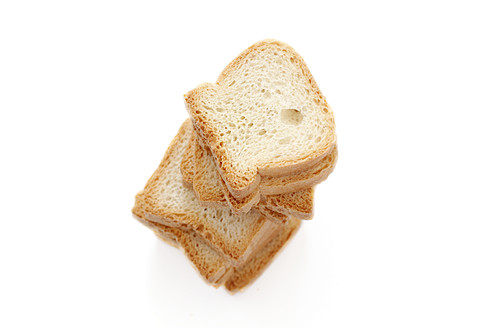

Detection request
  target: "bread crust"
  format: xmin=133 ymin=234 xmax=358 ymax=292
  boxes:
xmin=260 ymin=145 xmax=338 ymax=195
xmin=263 ymin=189 xmax=316 ymax=220
xmin=186 ymin=133 xmax=318 ymax=219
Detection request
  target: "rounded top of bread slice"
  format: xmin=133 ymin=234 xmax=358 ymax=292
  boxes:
xmin=185 ymin=39 xmax=336 ymax=198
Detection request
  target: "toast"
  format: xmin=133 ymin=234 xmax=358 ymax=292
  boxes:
xmin=185 ymin=39 xmax=336 ymax=199
xmin=142 ymin=119 xmax=280 ymax=264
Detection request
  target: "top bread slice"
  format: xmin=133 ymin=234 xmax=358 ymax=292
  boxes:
xmin=185 ymin=39 xmax=336 ymax=199
xmin=142 ymin=119 xmax=280 ymax=264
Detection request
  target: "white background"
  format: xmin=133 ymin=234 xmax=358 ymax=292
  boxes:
xmin=1 ymin=1 xmax=491 ymax=327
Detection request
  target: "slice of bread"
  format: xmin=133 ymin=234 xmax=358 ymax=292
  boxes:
xmin=133 ymin=192 xmax=300 ymax=290
xmin=185 ymin=39 xmax=336 ymax=199
xmin=142 ymin=119 xmax=280 ymax=264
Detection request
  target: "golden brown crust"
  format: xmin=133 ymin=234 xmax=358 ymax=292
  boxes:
xmin=189 ymin=132 xmax=316 ymax=219
xmin=185 ymin=129 xmax=313 ymax=219
xmin=134 ymin=191 xmax=301 ymax=291
xmin=256 ymin=205 xmax=289 ymax=224
xmin=180 ymin=132 xmax=195 ymax=188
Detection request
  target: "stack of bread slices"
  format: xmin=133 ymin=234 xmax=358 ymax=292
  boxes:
xmin=132 ymin=39 xmax=337 ymax=292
